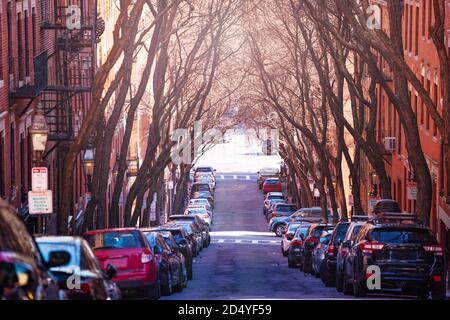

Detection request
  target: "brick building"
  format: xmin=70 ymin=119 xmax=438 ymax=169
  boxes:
xmin=0 ymin=0 xmax=98 ymax=233
xmin=358 ymin=0 xmax=450 ymax=252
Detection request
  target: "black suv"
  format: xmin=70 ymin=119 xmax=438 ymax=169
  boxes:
xmin=343 ymin=213 xmax=446 ymax=299
xmin=302 ymin=224 xmax=336 ymax=274
xmin=320 ymin=221 xmax=351 ymax=287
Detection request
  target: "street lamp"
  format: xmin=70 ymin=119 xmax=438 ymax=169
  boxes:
xmin=29 ymin=103 xmax=49 ymax=155
xmin=82 ymin=148 xmax=95 ymax=192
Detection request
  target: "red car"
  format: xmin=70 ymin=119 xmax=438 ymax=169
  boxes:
xmin=83 ymin=228 xmax=160 ymax=299
xmin=262 ymin=178 xmax=282 ymax=194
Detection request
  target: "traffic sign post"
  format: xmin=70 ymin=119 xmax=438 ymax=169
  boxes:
xmin=28 ymin=190 xmax=53 ymax=215
xmin=31 ymin=167 xmax=48 ymax=191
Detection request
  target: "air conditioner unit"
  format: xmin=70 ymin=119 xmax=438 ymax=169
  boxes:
xmin=383 ymin=137 xmax=396 ymax=151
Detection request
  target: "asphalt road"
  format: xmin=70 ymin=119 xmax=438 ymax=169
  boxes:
xmin=163 ymin=173 xmax=355 ymax=300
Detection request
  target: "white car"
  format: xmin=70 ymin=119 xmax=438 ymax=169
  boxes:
xmin=185 ymin=206 xmax=212 ymax=226
xmin=189 ymin=199 xmax=213 ymax=212
xmin=281 ymin=222 xmax=303 ymax=257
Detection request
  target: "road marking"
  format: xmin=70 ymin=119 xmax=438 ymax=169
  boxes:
xmin=246 ymin=175 xmax=250 ymax=180
xmin=233 ymin=175 xmax=237 ymax=179
xmin=218 ymin=239 xmax=224 ymax=243
xmin=235 ymin=239 xmax=242 ymax=243
xmin=251 ymin=240 xmax=258 ymax=244
xmin=212 ymin=238 xmax=279 ymax=246
xmin=220 ymin=175 xmax=224 ymax=179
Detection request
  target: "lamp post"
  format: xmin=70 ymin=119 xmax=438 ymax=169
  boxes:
xmin=29 ymin=103 xmax=49 ymax=234
xmin=370 ymin=172 xmax=379 ymax=197
xmin=82 ymin=148 xmax=95 ymax=193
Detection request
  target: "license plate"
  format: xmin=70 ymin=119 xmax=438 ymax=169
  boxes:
xmin=106 ymin=258 xmax=128 ymax=269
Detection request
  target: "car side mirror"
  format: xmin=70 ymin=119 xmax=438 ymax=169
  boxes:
xmin=47 ymin=250 xmax=71 ymax=268
xmin=153 ymin=245 xmax=163 ymax=254
xmin=105 ymin=264 xmax=117 ymax=279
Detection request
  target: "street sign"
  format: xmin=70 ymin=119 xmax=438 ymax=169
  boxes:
xmin=28 ymin=190 xmax=53 ymax=215
xmin=149 ymin=193 xmax=157 ymax=222
xmin=31 ymin=167 xmax=48 ymax=191
xmin=168 ymin=181 xmax=174 ymax=190
xmin=407 ymin=182 xmax=418 ymax=200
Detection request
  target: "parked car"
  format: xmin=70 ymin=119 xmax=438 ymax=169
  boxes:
xmin=320 ymin=221 xmax=352 ymax=287
xmin=141 ymin=230 xmax=185 ymax=296
xmin=189 ymin=198 xmax=213 ymax=213
xmin=0 ymin=199 xmax=69 ymax=300
xmin=268 ymin=203 xmax=298 ymax=221
xmin=302 ymin=224 xmax=336 ymax=275
xmin=185 ymin=205 xmax=212 ymax=226
xmin=194 ymin=175 xmax=216 ymax=191
xmin=83 ymin=228 xmax=160 ymax=299
xmin=158 ymin=231 xmax=188 ymax=288
xmin=281 ymin=222 xmax=303 ymax=257
xmin=190 ymin=182 xmax=214 ymax=196
xmin=166 ymin=222 xmax=200 ymax=258
xmin=36 ymin=236 xmax=120 ymax=300
xmin=312 ymin=232 xmax=332 ymax=278
xmin=372 ymin=199 xmax=401 ymax=215
xmin=257 ymin=167 xmax=279 ymax=189
xmin=269 ymin=207 xmax=331 ymax=236
xmin=335 ymin=219 xmax=366 ymax=293
xmin=191 ymin=191 xmax=215 ymax=209
xmin=263 ymin=192 xmax=285 ymax=215
xmin=157 ymin=226 xmax=194 ymax=280
xmin=262 ymin=178 xmax=282 ymax=194
xmin=168 ymin=215 xmax=210 ymax=247
xmin=287 ymin=224 xmax=311 ymax=268
xmin=264 ymin=199 xmax=286 ymax=219
xmin=194 ymin=166 xmax=216 ymax=177
xmin=342 ymin=213 xmax=447 ymax=299
xmin=168 ymin=220 xmax=205 ymax=254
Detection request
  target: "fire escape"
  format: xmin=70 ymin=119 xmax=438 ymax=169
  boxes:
xmin=39 ymin=0 xmax=103 ymax=145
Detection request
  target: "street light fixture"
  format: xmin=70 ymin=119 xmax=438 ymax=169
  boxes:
xmin=82 ymin=148 xmax=95 ymax=177
xmin=29 ymin=103 xmax=49 ymax=154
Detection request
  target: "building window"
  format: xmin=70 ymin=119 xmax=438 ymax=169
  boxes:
xmin=426 ymin=74 xmax=431 ymax=131
xmin=398 ymin=122 xmax=402 ymax=155
xmin=24 ymin=10 xmax=30 ymax=77
xmin=404 ymin=4 xmax=409 ymax=48
xmin=17 ymin=12 xmax=23 ymax=81
xmin=10 ymin=124 xmax=15 ymax=186
xmin=422 ymin=0 xmax=427 ymax=37
xmin=433 ymin=76 xmax=438 ymax=137
xmin=409 ymin=4 xmax=413 ymax=52
xmin=415 ymin=6 xmax=419 ymax=55
xmin=32 ymin=8 xmax=36 ymax=56
xmin=20 ymin=132 xmax=25 ymax=192
xmin=7 ymin=2 xmax=13 ymax=75
xmin=0 ymin=131 xmax=5 ymax=197
xmin=427 ymin=0 xmax=433 ymax=39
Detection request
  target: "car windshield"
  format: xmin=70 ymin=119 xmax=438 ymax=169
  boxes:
xmin=333 ymin=223 xmax=350 ymax=245
xmin=37 ymin=242 xmax=78 ymax=269
xmin=370 ymin=228 xmax=437 ymax=245
xmin=312 ymin=226 xmax=335 ymax=238
xmin=260 ymin=168 xmax=278 ymax=175
xmin=196 ymin=167 xmax=213 ymax=173
xmin=288 ymin=224 xmax=301 ymax=232
xmin=295 ymin=226 xmax=309 ymax=238
xmin=265 ymin=179 xmax=279 ymax=184
xmin=277 ymin=205 xmax=296 ymax=212
xmin=268 ymin=195 xmax=283 ymax=200
xmin=193 ymin=185 xmax=210 ymax=192
xmin=84 ymin=232 xmax=142 ymax=250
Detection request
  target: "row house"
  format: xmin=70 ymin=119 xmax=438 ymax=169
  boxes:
xmin=359 ymin=1 xmax=450 ymax=255
xmin=0 ymin=0 xmax=99 ymax=234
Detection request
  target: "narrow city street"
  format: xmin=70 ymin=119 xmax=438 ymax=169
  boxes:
xmin=162 ymin=173 xmax=408 ymax=300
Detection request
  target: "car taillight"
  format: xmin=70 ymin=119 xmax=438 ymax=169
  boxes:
xmin=341 ymin=247 xmax=349 ymax=257
xmin=327 ymin=244 xmax=335 ymax=256
xmin=423 ymin=245 xmax=443 ymax=256
xmin=80 ymin=283 xmax=91 ymax=295
xmin=359 ymin=241 xmax=384 ymax=253
xmin=432 ymin=275 xmax=442 ymax=282
xmin=141 ymin=249 xmax=153 ymax=263
xmin=271 ymin=212 xmax=278 ymax=218
xmin=291 ymin=239 xmax=303 ymax=246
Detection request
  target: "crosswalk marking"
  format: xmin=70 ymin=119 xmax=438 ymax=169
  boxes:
xmin=246 ymin=175 xmax=250 ymax=180
xmin=211 ymin=238 xmax=280 ymax=246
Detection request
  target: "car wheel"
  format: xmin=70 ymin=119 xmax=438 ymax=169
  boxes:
xmin=353 ymin=272 xmax=367 ymax=298
xmin=161 ymin=271 xmax=173 ymax=296
xmin=430 ymin=286 xmax=446 ymax=300
xmin=147 ymin=278 xmax=161 ymax=300
xmin=342 ymin=272 xmax=353 ymax=295
xmin=335 ymin=269 xmax=343 ymax=292
xmin=303 ymin=255 xmax=311 ymax=274
xmin=187 ymin=262 xmax=193 ymax=280
xmin=174 ymin=268 xmax=184 ymax=293
xmin=417 ymin=289 xmax=429 ymax=300
xmin=274 ymin=225 xmax=285 ymax=237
